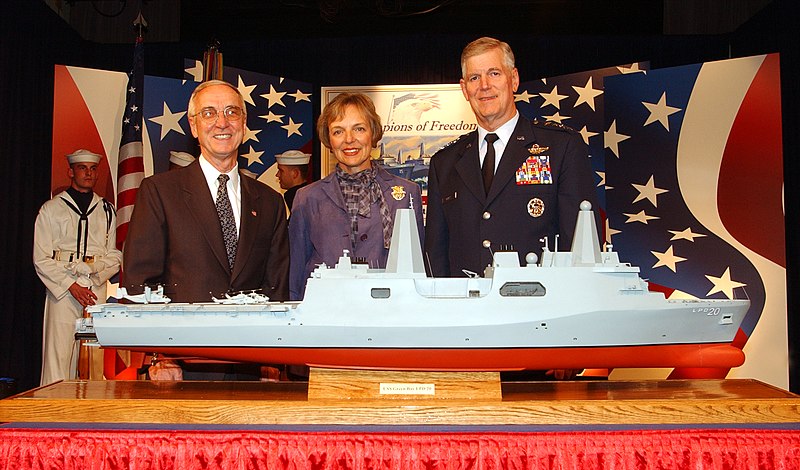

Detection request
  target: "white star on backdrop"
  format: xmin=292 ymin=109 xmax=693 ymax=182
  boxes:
xmin=631 ymin=175 xmax=669 ymax=207
xmin=261 ymin=85 xmax=286 ymax=108
xmin=259 ymin=111 xmax=285 ymax=123
xmin=651 ymin=245 xmax=687 ymax=272
xmin=705 ymin=267 xmax=747 ymax=299
xmin=237 ymin=76 xmax=257 ymax=107
xmin=604 ymin=120 xmax=630 ymax=158
xmin=543 ymin=112 xmax=570 ymax=124
xmin=618 ymin=63 xmax=646 ymax=74
xmin=642 ymin=92 xmax=681 ymax=131
xmin=623 ymin=210 xmax=659 ymax=224
xmin=596 ymin=171 xmax=606 ymax=187
xmin=281 ymin=118 xmax=303 ymax=137
xmin=289 ymin=89 xmax=311 ymax=102
xmin=240 ymin=145 xmax=265 ymax=166
xmin=539 ymin=86 xmax=568 ymax=109
xmin=184 ymin=60 xmax=203 ymax=83
xmin=669 ymin=227 xmax=707 ymax=242
xmin=242 ymin=126 xmax=261 ymax=144
xmin=572 ymin=77 xmax=603 ymax=111
xmin=605 ymin=218 xmax=621 ymax=244
xmin=514 ymin=90 xmax=537 ymax=103
xmin=578 ymin=125 xmax=599 ymax=145
xmin=148 ymin=102 xmax=186 ymax=140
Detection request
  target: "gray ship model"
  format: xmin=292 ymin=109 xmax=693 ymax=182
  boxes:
xmin=80 ymin=202 xmax=750 ymax=371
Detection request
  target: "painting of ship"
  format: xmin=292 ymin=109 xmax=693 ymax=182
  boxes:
xmin=80 ymin=202 xmax=750 ymax=371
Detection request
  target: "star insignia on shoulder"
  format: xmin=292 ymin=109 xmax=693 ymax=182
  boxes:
xmin=440 ymin=132 xmax=470 ymax=150
xmin=532 ymin=118 xmax=576 ymax=133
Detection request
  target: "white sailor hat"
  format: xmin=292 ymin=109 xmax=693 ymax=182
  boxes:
xmin=239 ymin=168 xmax=259 ymax=179
xmin=275 ymin=150 xmax=311 ymax=165
xmin=66 ymin=149 xmax=102 ymax=165
xmin=169 ymin=151 xmax=196 ymax=167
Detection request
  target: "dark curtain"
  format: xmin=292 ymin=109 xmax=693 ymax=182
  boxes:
xmin=1 ymin=0 xmax=797 ymax=394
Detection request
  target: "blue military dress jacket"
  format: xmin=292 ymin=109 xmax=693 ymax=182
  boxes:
xmin=425 ymin=117 xmax=599 ymax=277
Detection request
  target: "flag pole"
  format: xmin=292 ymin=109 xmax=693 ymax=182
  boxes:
xmin=102 ymin=10 xmax=149 ymax=381
xmin=203 ymin=39 xmax=224 ymax=82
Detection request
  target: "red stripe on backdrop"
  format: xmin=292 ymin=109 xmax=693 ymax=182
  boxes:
xmin=51 ymin=66 xmax=114 ymax=200
xmin=717 ymin=54 xmax=784 ymax=268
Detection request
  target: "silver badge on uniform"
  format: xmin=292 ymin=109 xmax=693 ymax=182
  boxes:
xmin=527 ymin=198 xmax=545 ymax=217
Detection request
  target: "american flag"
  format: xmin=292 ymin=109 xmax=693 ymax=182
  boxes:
xmin=515 ymin=62 xmax=649 ymax=212
xmin=603 ymin=54 xmax=785 ymax=380
xmin=115 ymin=36 xmax=145 ymax=249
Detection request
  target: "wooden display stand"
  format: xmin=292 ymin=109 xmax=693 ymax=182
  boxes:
xmin=307 ymin=368 xmax=502 ymax=401
xmin=2 ymin=376 xmax=800 ymax=425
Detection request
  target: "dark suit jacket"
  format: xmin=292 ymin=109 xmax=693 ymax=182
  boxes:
xmin=425 ymin=117 xmax=599 ymax=277
xmin=123 ymin=161 xmax=289 ymax=302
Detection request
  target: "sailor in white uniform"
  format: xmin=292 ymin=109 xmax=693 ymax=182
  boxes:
xmin=33 ymin=149 xmax=122 ymax=385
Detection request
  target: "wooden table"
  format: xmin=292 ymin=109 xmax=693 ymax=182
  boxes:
xmin=2 ymin=375 xmax=799 ymax=426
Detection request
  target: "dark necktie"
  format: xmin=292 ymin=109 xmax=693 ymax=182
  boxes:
xmin=482 ymin=133 xmax=500 ymax=195
xmin=216 ymin=174 xmax=237 ymax=269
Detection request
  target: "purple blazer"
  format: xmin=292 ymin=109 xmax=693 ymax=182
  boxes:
xmin=288 ymin=166 xmax=423 ymax=300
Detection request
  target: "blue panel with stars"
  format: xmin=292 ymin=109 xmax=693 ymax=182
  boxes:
xmin=603 ymin=57 xmax=774 ymax=338
xmin=183 ymin=59 xmax=313 ymax=179
xmin=516 ymin=62 xmax=650 ymax=212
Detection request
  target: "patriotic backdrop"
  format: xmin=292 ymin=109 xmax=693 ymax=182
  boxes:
xmin=51 ymin=62 xmax=312 ymax=197
xmin=604 ymin=54 xmax=786 ymax=386
xmin=183 ymin=59 xmax=314 ymax=184
xmin=51 ymin=54 xmax=786 ymax=388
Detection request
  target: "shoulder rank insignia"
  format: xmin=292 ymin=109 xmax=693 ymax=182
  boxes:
xmin=532 ymin=118 xmax=576 ymax=133
xmin=439 ymin=132 xmax=471 ymax=150
xmin=391 ymin=185 xmax=407 ymax=201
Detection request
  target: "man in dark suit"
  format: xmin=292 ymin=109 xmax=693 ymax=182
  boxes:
xmin=425 ymin=37 xmax=599 ymax=279
xmin=123 ymin=79 xmax=289 ymax=304
xmin=123 ymin=80 xmax=289 ymax=380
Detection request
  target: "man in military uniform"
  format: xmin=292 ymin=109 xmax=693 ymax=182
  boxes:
xmin=425 ymin=36 xmax=599 ymax=278
xmin=275 ymin=149 xmax=311 ymax=212
xmin=33 ymin=149 xmax=122 ymax=385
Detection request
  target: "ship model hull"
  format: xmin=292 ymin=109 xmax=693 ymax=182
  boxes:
xmin=84 ymin=203 xmax=749 ymax=371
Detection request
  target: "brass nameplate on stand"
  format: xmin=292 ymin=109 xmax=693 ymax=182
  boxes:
xmin=307 ymin=368 xmax=502 ymax=400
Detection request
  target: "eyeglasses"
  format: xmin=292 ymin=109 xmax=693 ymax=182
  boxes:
xmin=192 ymin=106 xmax=245 ymax=123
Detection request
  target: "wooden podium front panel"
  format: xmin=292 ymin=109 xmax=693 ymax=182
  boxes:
xmin=307 ymin=368 xmax=502 ymax=400
xmin=1 ymin=378 xmax=799 ymax=425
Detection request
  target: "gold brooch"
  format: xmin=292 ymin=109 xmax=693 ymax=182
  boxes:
xmin=391 ymin=185 xmax=407 ymax=201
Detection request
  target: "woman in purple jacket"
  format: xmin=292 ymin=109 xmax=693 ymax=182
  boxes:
xmin=288 ymin=93 xmax=424 ymax=300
